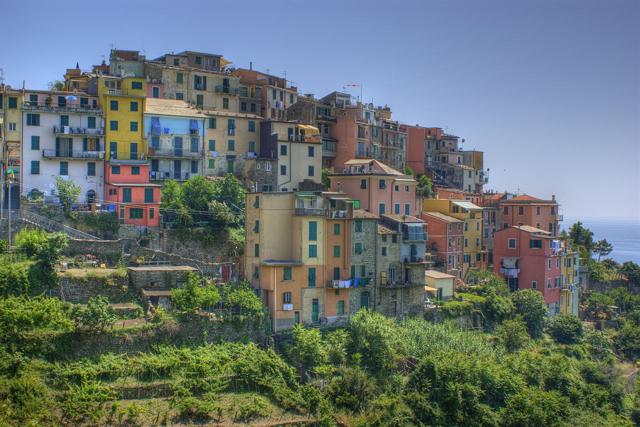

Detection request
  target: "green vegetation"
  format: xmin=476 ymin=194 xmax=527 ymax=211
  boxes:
xmin=416 ymin=174 xmax=435 ymax=198
xmin=55 ymin=176 xmax=81 ymax=217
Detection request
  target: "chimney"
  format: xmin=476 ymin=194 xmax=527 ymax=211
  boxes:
xmin=249 ymin=61 xmax=253 ymax=71
xmin=551 ymin=194 xmax=556 ymax=201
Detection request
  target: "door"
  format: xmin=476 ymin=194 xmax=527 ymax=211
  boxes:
xmin=173 ymin=160 xmax=182 ymax=179
xmin=410 ymin=244 xmax=417 ymax=262
xmin=294 ymin=311 xmax=300 ymax=324
xmin=311 ymin=299 xmax=319 ymax=323
xmin=110 ymin=141 xmax=117 ymax=159
xmin=130 ymin=142 xmax=138 ymax=160
xmin=174 ymin=136 xmax=183 ymax=156
xmin=360 ymin=291 xmax=369 ymax=310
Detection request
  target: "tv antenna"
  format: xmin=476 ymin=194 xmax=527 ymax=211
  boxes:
xmin=0 ymin=68 xmax=4 ymax=85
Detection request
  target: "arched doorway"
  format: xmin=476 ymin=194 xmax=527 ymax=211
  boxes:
xmin=86 ymin=189 xmax=96 ymax=204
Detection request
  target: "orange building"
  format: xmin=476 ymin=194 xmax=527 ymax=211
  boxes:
xmin=498 ymin=194 xmax=561 ymax=236
xmin=104 ymin=163 xmax=161 ymax=227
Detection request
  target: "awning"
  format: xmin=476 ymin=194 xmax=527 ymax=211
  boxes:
xmin=298 ymin=124 xmax=320 ymax=135
xmin=502 ymin=257 xmax=519 ymax=269
xmin=424 ymin=286 xmax=438 ymax=292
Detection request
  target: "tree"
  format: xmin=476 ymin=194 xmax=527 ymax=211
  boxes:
xmin=0 ymin=262 xmax=30 ymax=297
xmin=511 ymin=289 xmax=547 ymax=338
xmin=416 ymin=175 xmax=434 ymax=199
xmin=403 ymin=165 xmax=414 ymax=176
xmin=182 ymin=176 xmax=217 ymax=212
xmin=47 ymin=80 xmax=65 ymax=91
xmin=321 ymin=168 xmax=332 ymax=188
xmin=501 ymin=387 xmax=568 ymax=427
xmin=73 ymin=296 xmax=117 ymax=332
xmin=481 ymin=290 xmax=514 ymax=329
xmin=55 ymin=177 xmax=81 ymax=216
xmin=615 ymin=321 xmax=640 ymax=361
xmin=546 ymin=314 xmax=584 ymax=344
xmin=568 ymin=222 xmax=594 ymax=253
xmin=584 ymin=292 xmax=614 ymax=320
xmin=620 ymin=261 xmax=640 ymax=285
xmin=349 ymin=310 xmax=398 ymax=374
xmin=207 ymin=200 xmax=235 ymax=227
xmin=171 ymin=273 xmax=220 ymax=314
xmin=495 ymin=318 xmax=530 ymax=352
xmin=287 ymin=324 xmax=326 ymax=372
xmin=592 ymin=239 xmax=613 ymax=261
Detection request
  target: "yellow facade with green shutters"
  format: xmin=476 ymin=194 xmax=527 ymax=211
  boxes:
xmin=98 ymin=76 xmax=147 ymax=160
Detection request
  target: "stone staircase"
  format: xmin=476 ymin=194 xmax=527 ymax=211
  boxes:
xmin=19 ymin=210 xmax=101 ymax=240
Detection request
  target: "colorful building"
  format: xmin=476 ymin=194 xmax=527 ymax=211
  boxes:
xmin=420 ymin=211 xmax=464 ymax=278
xmin=21 ymin=90 xmax=103 ymax=204
xmin=329 ymin=159 xmax=419 ymax=217
xmin=233 ymin=68 xmax=297 ymax=120
xmin=0 ymin=85 xmax=23 ymax=204
xmin=144 ymin=98 xmax=206 ymax=181
xmin=422 ymin=199 xmax=484 ymax=278
xmin=493 ymin=225 xmax=564 ymax=313
xmin=498 ymin=194 xmax=561 ymax=236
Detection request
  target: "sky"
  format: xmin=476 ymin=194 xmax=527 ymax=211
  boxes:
xmin=1 ymin=0 xmax=638 ymax=219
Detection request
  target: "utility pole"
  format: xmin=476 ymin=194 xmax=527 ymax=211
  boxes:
xmin=7 ymin=173 xmax=11 ymax=247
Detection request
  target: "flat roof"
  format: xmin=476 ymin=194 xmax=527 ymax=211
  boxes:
xmin=128 ymin=265 xmax=196 ymax=272
xmin=425 ymin=270 xmax=456 ymax=279
xmin=512 ymin=225 xmax=552 ymax=235
xmin=383 ymin=214 xmax=424 ymax=223
xmin=452 ymin=200 xmax=482 ymax=210
xmin=145 ymin=98 xmax=208 ymax=118
xmin=422 ymin=211 xmax=462 ymax=223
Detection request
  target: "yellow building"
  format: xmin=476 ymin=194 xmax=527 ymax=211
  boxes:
xmin=98 ymin=76 xmax=147 ymax=160
xmin=422 ymin=199 xmax=484 ymax=278
xmin=559 ymin=245 xmax=580 ymax=316
xmin=0 ymin=86 xmax=23 ymax=190
xmin=202 ymin=110 xmax=261 ymax=179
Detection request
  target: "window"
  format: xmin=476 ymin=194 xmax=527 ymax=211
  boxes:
xmin=333 ymin=245 xmax=341 ymax=257
xmin=248 ymin=141 xmax=256 ymax=153
xmin=548 ymin=259 xmax=552 ymax=270
xmin=333 ymin=223 xmax=340 ymax=235
xmin=333 ymin=267 xmax=340 ymax=280
xmin=404 ymin=204 xmax=410 ymax=215
xmin=144 ymin=188 xmax=154 ymax=203
xmin=531 ymin=281 xmax=537 ymax=289
xmin=308 ymin=221 xmax=318 ymax=241
xmin=465 ymin=238 xmax=468 ymax=248
xmin=152 ymin=87 xmax=159 ymax=98
xmin=208 ymin=140 xmax=216 ymax=151
xmin=379 ymin=179 xmax=386 ymax=189
xmin=308 ymin=267 xmax=316 ymax=288
xmin=208 ymin=117 xmax=217 ymax=129
xmin=392 ymin=234 xmax=397 ymax=243
xmin=196 ymin=94 xmax=204 ymax=107
xmin=176 ymin=72 xmax=184 ymax=84
xmin=175 ymin=93 xmax=184 ymax=100
xmin=248 ymin=120 xmax=255 ymax=132
xmin=508 ymin=238 xmax=516 ymax=249
xmin=208 ymin=159 xmax=215 ymax=169
xmin=354 ymin=243 xmax=363 ymax=255
xmin=26 ymin=113 xmax=40 ymax=126
xmin=59 ymin=161 xmax=69 ymax=176
xmin=518 ymin=206 xmax=524 ymax=215
xmin=337 ymin=300 xmax=345 ymax=315
xmin=382 ymin=247 xmax=387 ymax=256
xmin=8 ymin=97 xmax=17 ymax=108
xmin=8 ymin=123 xmax=16 ymax=131
xmin=280 ymin=145 xmax=287 ymax=156
xmin=529 ymin=239 xmax=542 ymax=249
xmin=547 ymin=279 xmax=552 ymax=289
xmin=227 ymin=140 xmax=235 ymax=151
xmin=308 ymin=166 xmax=315 ymax=177
xmin=223 ymin=97 xmax=229 ymax=109
xmin=30 ymin=160 xmax=40 ymax=175
xmin=191 ymin=160 xmax=198 ymax=173
xmin=60 ymin=115 xmax=69 ymax=127
xmin=130 ymin=121 xmax=138 ymax=131
xmin=87 ymin=162 xmax=96 ymax=176
xmin=355 ymin=220 xmax=363 ymax=232
xmin=283 ymin=292 xmax=292 ymax=304
xmin=309 ymin=244 xmax=318 ymax=257
xmin=283 ymin=267 xmax=292 ymax=280
xmin=112 ymin=166 xmax=121 ymax=174
xmin=254 ymin=243 xmax=260 ymax=257
xmin=110 ymin=120 xmax=118 ymax=131
xmin=129 ymin=208 xmax=143 ymax=219
xmin=130 ymin=101 xmax=138 ymax=112
xmin=240 ymin=102 xmax=247 ymax=112
xmin=131 ymin=81 xmax=143 ymax=90
xmin=123 ymin=188 xmax=132 ymax=203
xmin=360 ymin=179 xmax=367 ymax=189
xmin=31 ymin=136 xmax=40 ymax=150
xmin=131 ymin=166 xmax=140 ymax=175
xmin=378 ymin=203 xmax=386 ymax=215
xmin=308 ymin=146 xmax=314 ymax=157
xmin=280 ymin=165 xmax=287 ymax=176
xmin=394 ymin=204 xmax=400 ymax=214
xmin=87 ymin=116 xmax=96 ymax=129
xmin=110 ymin=100 xmax=118 ymax=111
xmin=149 ymin=208 xmax=155 ymax=219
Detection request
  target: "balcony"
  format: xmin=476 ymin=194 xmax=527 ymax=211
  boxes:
xmin=150 ymin=171 xmax=193 ymax=181
xmin=215 ymin=85 xmax=239 ymax=95
xmin=105 ymin=89 xmax=144 ymax=98
xmin=53 ymin=126 xmax=104 ymax=136
xmin=323 ymin=140 xmax=337 ymax=157
xmin=327 ymin=278 xmax=370 ymax=288
xmin=294 ymin=207 xmax=327 ymax=216
xmin=147 ymin=147 xmax=202 ymax=158
xmin=403 ymin=232 xmax=427 ymax=242
xmin=403 ymin=257 xmax=429 ymax=264
xmin=108 ymin=152 xmax=147 ymax=163
xmin=42 ymin=149 xmax=104 ymax=160
xmin=355 ymin=148 xmax=371 ymax=158
xmin=317 ymin=113 xmax=335 ymax=121
xmin=500 ymin=267 xmax=520 ymax=278
xmin=22 ymin=101 xmax=102 ymax=114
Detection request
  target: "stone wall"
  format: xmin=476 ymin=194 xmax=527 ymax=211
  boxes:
xmin=64 ymin=238 xmax=123 ymax=265
xmin=128 ymin=266 xmax=195 ymax=290
xmin=57 ymin=270 xmax=131 ymax=303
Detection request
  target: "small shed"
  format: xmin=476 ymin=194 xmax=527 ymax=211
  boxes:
xmin=127 ymin=265 xmax=197 ymax=290
xmin=425 ymin=270 xmax=455 ymax=301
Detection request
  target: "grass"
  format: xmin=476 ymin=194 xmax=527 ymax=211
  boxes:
xmin=59 ymin=268 xmax=123 ymax=279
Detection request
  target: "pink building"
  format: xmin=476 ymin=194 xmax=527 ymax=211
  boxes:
xmin=493 ymin=225 xmax=562 ymax=310
xmin=402 ymin=124 xmax=428 ymax=175
xmin=104 ymin=163 xmax=161 ymax=227
xmin=421 ymin=211 xmax=464 ymax=278
xmin=328 ymin=159 xmax=419 ymax=217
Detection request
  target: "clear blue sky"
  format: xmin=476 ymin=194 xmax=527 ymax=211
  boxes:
xmin=2 ymin=0 xmax=638 ymax=219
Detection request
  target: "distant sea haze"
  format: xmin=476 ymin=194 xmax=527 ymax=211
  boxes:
xmin=562 ymin=217 xmax=640 ymax=265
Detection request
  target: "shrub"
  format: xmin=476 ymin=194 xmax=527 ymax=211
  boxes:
xmin=0 ymin=262 xmax=30 ymax=297
xmin=73 ymin=296 xmax=117 ymax=332
xmin=60 ymin=381 xmax=116 ymax=424
xmin=546 ymin=314 xmax=584 ymax=344
xmin=496 ymin=318 xmax=530 ymax=353
xmin=440 ymin=300 xmax=475 ymax=318
xmin=511 ymin=289 xmax=547 ymax=338
xmin=171 ymin=273 xmax=220 ymax=314
xmin=232 ymin=395 xmax=271 ymax=422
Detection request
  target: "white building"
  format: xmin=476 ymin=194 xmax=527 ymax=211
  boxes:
xmin=21 ymin=91 xmax=104 ymax=203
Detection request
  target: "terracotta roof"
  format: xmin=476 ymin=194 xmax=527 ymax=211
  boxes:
xmin=421 ymin=211 xmax=462 ymax=223
xmin=343 ymin=158 xmax=405 ymax=176
xmin=382 ymin=214 xmax=424 ymax=223
xmin=512 ymin=225 xmax=552 ymax=235
xmin=145 ymin=98 xmax=207 ymax=118
xmin=510 ymin=194 xmax=542 ymax=201
xmin=353 ymin=209 xmax=379 ymax=219
xmin=377 ymin=224 xmax=396 ymax=234
xmin=485 ymin=193 xmax=505 ymax=202
xmin=502 ymin=194 xmax=557 ymax=204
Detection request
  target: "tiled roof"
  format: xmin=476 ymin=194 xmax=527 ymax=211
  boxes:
xmin=383 ymin=214 xmax=424 ymax=223
xmin=425 ymin=270 xmax=456 ymax=279
xmin=421 ymin=211 xmax=462 ymax=223
xmin=513 ymin=225 xmax=552 ymax=235
xmin=377 ymin=224 xmax=396 ymax=234
xmin=353 ymin=209 xmax=379 ymax=219
xmin=145 ymin=98 xmax=207 ymax=118
xmin=343 ymin=158 xmax=404 ymax=176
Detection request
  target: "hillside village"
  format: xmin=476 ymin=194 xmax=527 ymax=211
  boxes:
xmin=0 ymin=49 xmax=638 ymax=425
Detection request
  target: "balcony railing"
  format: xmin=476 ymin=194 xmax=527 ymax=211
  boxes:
xmin=106 ymin=88 xmax=143 ymax=97
xmin=500 ymin=267 xmax=520 ymax=278
xmin=215 ymin=85 xmax=239 ymax=95
xmin=22 ymin=101 xmax=102 ymax=114
xmin=323 ymin=140 xmax=336 ymax=156
xmin=355 ymin=148 xmax=371 ymax=158
xmin=294 ymin=207 xmax=327 ymax=216
xmin=53 ymin=126 xmax=105 ymax=136
xmin=403 ymin=232 xmax=427 ymax=242
xmin=147 ymin=148 xmax=202 ymax=158
xmin=42 ymin=149 xmax=104 ymax=160
xmin=150 ymin=171 xmax=193 ymax=181
xmin=108 ymin=152 xmax=147 ymax=162
xmin=327 ymin=278 xmax=370 ymax=288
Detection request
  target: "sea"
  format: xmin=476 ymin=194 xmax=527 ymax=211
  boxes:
xmin=562 ymin=216 xmax=640 ymax=265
